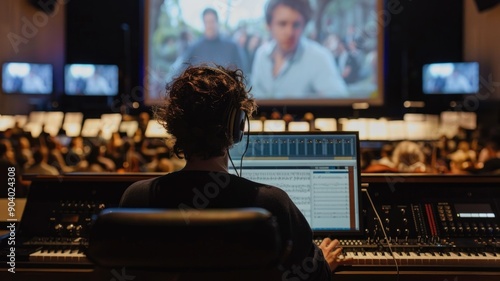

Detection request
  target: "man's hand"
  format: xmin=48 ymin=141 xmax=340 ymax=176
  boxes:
xmin=319 ymin=238 xmax=353 ymax=271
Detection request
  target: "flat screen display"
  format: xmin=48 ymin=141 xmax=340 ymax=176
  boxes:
xmin=65 ymin=64 xmax=119 ymax=96
xmin=144 ymin=0 xmax=384 ymax=106
xmin=422 ymin=62 xmax=479 ymax=94
xmin=229 ymin=132 xmax=362 ymax=235
xmin=2 ymin=62 xmax=53 ymax=94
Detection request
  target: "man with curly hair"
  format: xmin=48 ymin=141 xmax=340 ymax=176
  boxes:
xmin=120 ymin=65 xmax=348 ymax=280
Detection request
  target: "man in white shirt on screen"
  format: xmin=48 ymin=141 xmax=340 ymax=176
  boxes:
xmin=85 ymin=71 xmax=114 ymax=95
xmin=251 ymin=0 xmax=348 ymax=99
xmin=444 ymin=68 xmax=473 ymax=93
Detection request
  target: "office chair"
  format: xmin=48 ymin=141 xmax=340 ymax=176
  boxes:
xmin=86 ymin=208 xmax=288 ymax=281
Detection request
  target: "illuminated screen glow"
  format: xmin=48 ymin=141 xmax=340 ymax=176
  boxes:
xmin=2 ymin=62 xmax=53 ymax=94
xmin=64 ymin=64 xmax=119 ymax=96
xmin=422 ymin=62 xmax=479 ymax=94
xmin=144 ymin=0 xmax=384 ymax=106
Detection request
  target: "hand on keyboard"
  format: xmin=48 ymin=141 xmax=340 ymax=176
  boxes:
xmin=318 ymin=238 xmax=353 ymax=272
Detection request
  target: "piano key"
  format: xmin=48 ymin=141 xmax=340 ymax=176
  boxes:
xmin=342 ymin=249 xmax=500 ymax=268
xmin=29 ymin=248 xmax=88 ymax=263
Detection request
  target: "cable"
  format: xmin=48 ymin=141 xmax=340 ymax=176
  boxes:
xmin=239 ymin=114 xmax=250 ymax=177
xmin=228 ymin=115 xmax=250 ymax=177
xmin=228 ymin=152 xmax=239 ymax=177
xmin=362 ymin=188 xmax=400 ymax=281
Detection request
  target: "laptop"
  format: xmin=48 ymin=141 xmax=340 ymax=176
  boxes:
xmin=229 ymin=131 xmax=362 ymax=236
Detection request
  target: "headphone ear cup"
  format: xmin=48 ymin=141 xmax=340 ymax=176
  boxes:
xmin=228 ymin=107 xmax=246 ymax=143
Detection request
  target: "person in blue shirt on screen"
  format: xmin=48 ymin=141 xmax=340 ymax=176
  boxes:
xmin=251 ymin=0 xmax=348 ymax=99
xmin=444 ymin=68 xmax=474 ymax=93
xmin=168 ymin=8 xmax=248 ymax=79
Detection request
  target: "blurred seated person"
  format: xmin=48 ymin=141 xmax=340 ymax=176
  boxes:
xmin=448 ymin=157 xmax=475 ymax=175
xmin=391 ymin=141 xmax=427 ymax=173
xmin=24 ymin=147 xmax=59 ymax=176
xmin=477 ymin=131 xmax=500 ymax=167
xmin=16 ymin=136 xmax=34 ymax=170
xmin=1 ymin=139 xmax=29 ymax=197
xmin=476 ymin=134 xmax=500 ymax=174
xmin=65 ymin=136 xmax=86 ymax=167
xmin=120 ymin=65 xmax=351 ymax=279
xmin=143 ymin=149 xmax=175 ymax=173
xmin=362 ymin=144 xmax=398 ymax=173
xmin=77 ymin=144 xmax=115 ymax=172
xmin=120 ymin=140 xmax=146 ymax=172
xmin=46 ymin=136 xmax=74 ymax=173
xmin=448 ymin=140 xmax=476 ymax=164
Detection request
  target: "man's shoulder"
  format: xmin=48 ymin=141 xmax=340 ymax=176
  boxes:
xmin=218 ymin=36 xmax=239 ymax=46
xmin=128 ymin=176 xmax=161 ymax=188
xmin=254 ymin=41 xmax=275 ymax=58
xmin=301 ymin=38 xmax=331 ymax=58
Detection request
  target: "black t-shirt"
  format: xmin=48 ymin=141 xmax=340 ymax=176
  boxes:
xmin=120 ymin=170 xmax=332 ymax=280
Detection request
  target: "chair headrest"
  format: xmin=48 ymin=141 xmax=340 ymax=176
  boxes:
xmin=86 ymin=208 xmax=285 ymax=271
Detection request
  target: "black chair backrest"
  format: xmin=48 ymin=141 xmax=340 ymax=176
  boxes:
xmin=86 ymin=208 xmax=286 ymax=272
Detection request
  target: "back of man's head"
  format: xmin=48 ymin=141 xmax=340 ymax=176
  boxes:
xmin=156 ymin=65 xmax=256 ymax=160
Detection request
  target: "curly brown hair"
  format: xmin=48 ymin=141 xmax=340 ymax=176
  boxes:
xmin=154 ymin=65 xmax=256 ymax=160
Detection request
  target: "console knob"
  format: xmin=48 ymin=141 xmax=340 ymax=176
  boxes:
xmin=76 ymin=225 xmax=83 ymax=236
xmin=54 ymin=224 xmax=63 ymax=232
xmin=488 ymin=227 xmax=494 ymax=234
xmin=67 ymin=224 xmax=75 ymax=232
xmin=404 ymin=229 xmax=410 ymax=236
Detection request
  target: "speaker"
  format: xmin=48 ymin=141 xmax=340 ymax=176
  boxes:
xmin=475 ymin=0 xmax=500 ymax=11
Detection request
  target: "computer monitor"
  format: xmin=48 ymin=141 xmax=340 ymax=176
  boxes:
xmin=2 ymin=62 xmax=53 ymax=94
xmin=64 ymin=64 xmax=119 ymax=96
xmin=229 ymin=131 xmax=362 ymax=236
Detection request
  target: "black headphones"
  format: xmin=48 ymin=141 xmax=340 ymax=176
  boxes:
xmin=227 ymin=105 xmax=246 ymax=144
xmin=203 ymin=66 xmax=247 ymax=144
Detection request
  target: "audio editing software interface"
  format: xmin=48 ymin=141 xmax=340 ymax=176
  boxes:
xmin=230 ymin=132 xmax=362 ymax=234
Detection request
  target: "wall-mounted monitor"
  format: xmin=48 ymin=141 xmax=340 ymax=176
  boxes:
xmin=2 ymin=62 xmax=53 ymax=94
xmin=422 ymin=62 xmax=479 ymax=94
xmin=144 ymin=0 xmax=384 ymax=107
xmin=65 ymin=64 xmax=119 ymax=96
